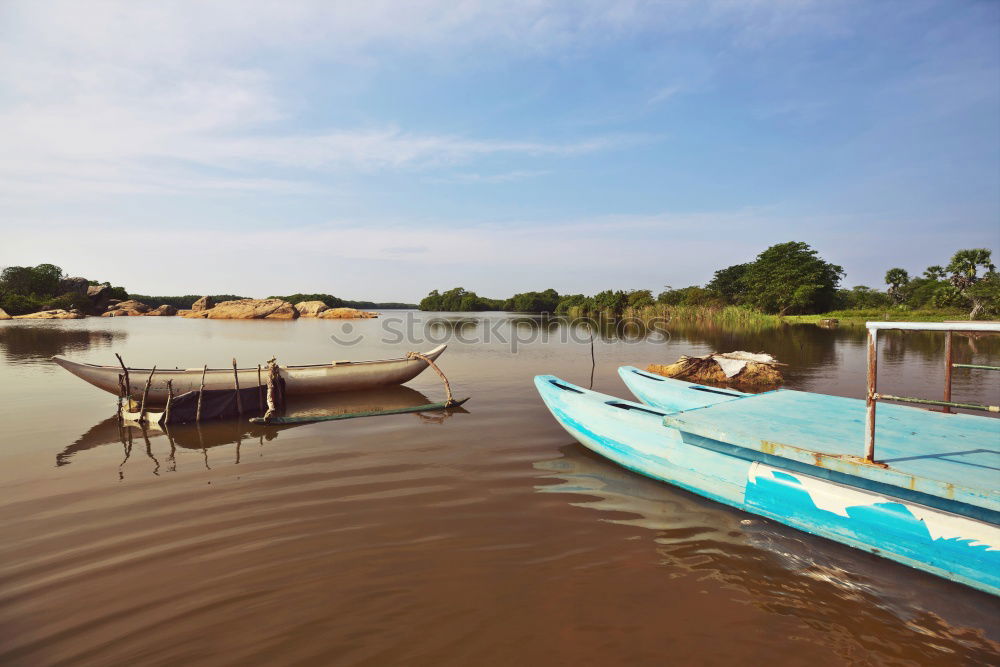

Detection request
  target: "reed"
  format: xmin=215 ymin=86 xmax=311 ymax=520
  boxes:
xmin=572 ymin=304 xmax=779 ymax=327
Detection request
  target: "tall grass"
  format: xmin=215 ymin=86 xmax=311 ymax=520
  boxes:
xmin=567 ymin=304 xmax=779 ymax=327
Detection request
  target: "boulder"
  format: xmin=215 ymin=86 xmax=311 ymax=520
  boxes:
xmin=0 ymin=307 xmax=11 ymax=320
xmin=201 ymin=299 xmax=299 ymax=320
xmin=192 ymin=296 xmax=214 ymax=311
xmin=13 ymin=309 xmax=85 ymax=320
xmin=146 ymin=304 xmax=178 ymax=316
xmin=318 ymin=307 xmax=379 ymax=319
xmin=59 ymin=276 xmax=90 ymax=295
xmin=294 ymin=300 xmax=329 ymax=317
xmin=86 ymin=284 xmax=112 ymax=311
xmin=102 ymin=299 xmax=152 ymax=317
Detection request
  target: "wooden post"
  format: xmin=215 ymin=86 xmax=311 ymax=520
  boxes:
xmin=589 ymin=332 xmax=596 ymax=389
xmin=232 ymin=358 xmax=243 ymax=415
xmin=139 ymin=366 xmax=157 ymax=423
xmin=115 ymin=353 xmax=131 ymax=404
xmin=117 ymin=373 xmax=125 ymax=413
xmin=164 ymin=379 xmax=174 ymax=425
xmin=196 ymin=364 xmax=207 ymax=422
xmin=943 ymin=331 xmax=953 ymax=414
xmin=864 ymin=328 xmax=878 ymax=462
xmin=264 ymin=358 xmax=280 ymax=420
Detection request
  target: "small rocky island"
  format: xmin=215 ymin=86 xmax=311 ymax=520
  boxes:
xmin=1 ymin=281 xmax=378 ymax=321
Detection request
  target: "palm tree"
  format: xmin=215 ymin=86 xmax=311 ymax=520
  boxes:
xmin=947 ymin=248 xmax=997 ymax=319
xmin=884 ymin=267 xmax=910 ymax=304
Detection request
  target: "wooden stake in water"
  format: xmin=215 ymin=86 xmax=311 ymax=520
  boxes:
xmin=164 ymin=379 xmax=174 ymax=425
xmin=139 ymin=366 xmax=157 ymax=423
xmin=589 ymin=331 xmax=596 ymax=389
xmin=196 ymin=364 xmax=207 ymax=422
xmin=232 ymin=358 xmax=243 ymax=415
xmin=115 ymin=353 xmax=131 ymax=404
xmin=257 ymin=364 xmax=264 ymax=413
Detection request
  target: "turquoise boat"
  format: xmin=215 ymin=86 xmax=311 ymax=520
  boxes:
xmin=535 ymin=322 xmax=1000 ymax=595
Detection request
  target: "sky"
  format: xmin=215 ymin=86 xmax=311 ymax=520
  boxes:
xmin=1 ymin=0 xmax=998 ymax=301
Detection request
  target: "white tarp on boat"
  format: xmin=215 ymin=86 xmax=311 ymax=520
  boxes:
xmin=708 ymin=351 xmax=778 ymax=378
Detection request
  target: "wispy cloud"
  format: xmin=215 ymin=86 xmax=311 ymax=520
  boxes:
xmin=0 ymin=0 xmax=851 ymax=196
xmin=647 ymin=85 xmax=681 ymax=106
xmin=427 ymin=170 xmax=551 ymax=184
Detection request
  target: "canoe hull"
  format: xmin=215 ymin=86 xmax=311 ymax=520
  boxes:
xmin=53 ymin=345 xmax=447 ymax=405
xmin=535 ymin=374 xmax=1000 ymax=596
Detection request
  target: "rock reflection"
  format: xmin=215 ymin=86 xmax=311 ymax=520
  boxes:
xmin=59 ymin=385 xmax=470 ymax=475
xmin=0 ymin=324 xmax=126 ymax=363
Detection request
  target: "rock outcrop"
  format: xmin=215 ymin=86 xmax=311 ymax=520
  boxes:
xmin=184 ymin=299 xmax=299 ymax=320
xmin=0 ymin=307 xmax=11 ymax=320
xmin=318 ymin=307 xmax=378 ymax=319
xmin=147 ymin=304 xmax=178 ymax=316
xmin=294 ymin=301 xmax=329 ymax=317
xmin=102 ymin=299 xmax=152 ymax=317
xmin=191 ymin=296 xmax=214 ymax=311
xmin=60 ymin=277 xmax=90 ymax=295
xmin=87 ymin=284 xmax=112 ymax=312
xmin=13 ymin=309 xmax=85 ymax=319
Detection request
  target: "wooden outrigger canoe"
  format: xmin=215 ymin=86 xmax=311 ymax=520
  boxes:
xmin=53 ymin=344 xmax=447 ymax=405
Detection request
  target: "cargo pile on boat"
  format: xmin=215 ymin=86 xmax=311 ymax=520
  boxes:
xmin=646 ymin=351 xmax=783 ymax=388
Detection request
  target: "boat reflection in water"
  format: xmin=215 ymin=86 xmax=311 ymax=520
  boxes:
xmin=59 ymin=385 xmax=470 ymax=476
xmin=532 ymin=443 xmax=996 ymax=640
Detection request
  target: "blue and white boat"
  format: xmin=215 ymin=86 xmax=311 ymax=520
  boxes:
xmin=535 ymin=322 xmax=1000 ymax=595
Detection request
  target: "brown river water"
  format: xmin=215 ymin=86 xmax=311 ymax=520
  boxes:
xmin=0 ymin=312 xmax=998 ymax=665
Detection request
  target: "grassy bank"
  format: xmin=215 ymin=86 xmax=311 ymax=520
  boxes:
xmin=781 ymin=308 xmax=969 ymax=325
xmin=564 ymin=304 xmax=973 ymax=327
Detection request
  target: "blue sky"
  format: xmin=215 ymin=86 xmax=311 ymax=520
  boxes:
xmin=0 ymin=0 xmax=997 ymax=301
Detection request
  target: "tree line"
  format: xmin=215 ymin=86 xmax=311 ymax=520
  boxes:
xmin=418 ymin=242 xmax=999 ymax=319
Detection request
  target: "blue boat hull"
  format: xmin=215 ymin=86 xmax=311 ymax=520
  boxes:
xmin=535 ymin=375 xmax=1000 ymax=596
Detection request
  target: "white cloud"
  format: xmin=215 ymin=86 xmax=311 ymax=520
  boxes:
xmin=0 ymin=0 xmax=846 ymax=196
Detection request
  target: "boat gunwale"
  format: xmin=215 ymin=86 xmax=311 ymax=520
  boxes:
xmin=52 ymin=344 xmax=447 ymax=373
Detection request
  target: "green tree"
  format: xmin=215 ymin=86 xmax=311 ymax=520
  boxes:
xmin=592 ymin=290 xmax=628 ymax=317
xmin=965 ymin=273 xmax=1000 ymax=320
xmin=706 ymin=263 xmax=750 ymax=303
xmin=657 ymin=285 xmax=718 ymax=306
xmin=834 ymin=285 xmax=891 ymax=310
xmin=419 ymin=290 xmax=442 ymax=310
xmin=418 ymin=287 xmax=496 ymax=311
xmin=884 ymin=268 xmax=910 ymax=304
xmin=0 ymin=263 xmax=65 ymax=299
xmin=627 ymin=289 xmax=654 ymax=309
xmin=0 ymin=263 xmax=68 ymax=314
xmin=555 ymin=294 xmax=591 ymax=314
xmin=923 ymin=265 xmax=946 ymax=281
xmin=740 ymin=242 xmax=844 ymax=315
xmin=506 ymin=289 xmax=561 ymax=312
xmin=947 ymin=248 xmax=997 ymax=319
